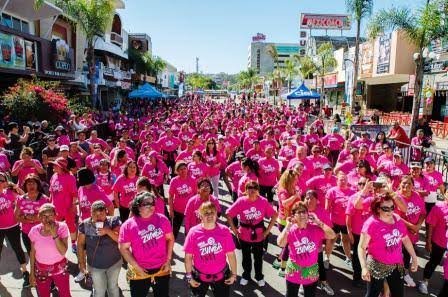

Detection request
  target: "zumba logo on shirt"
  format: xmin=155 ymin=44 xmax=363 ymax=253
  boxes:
xmin=0 ymin=197 xmax=11 ymax=214
xmin=50 ymin=180 xmax=63 ymax=192
xmin=138 ymin=224 xmax=163 ymax=246
xmin=123 ymin=183 xmax=136 ymax=194
xmin=427 ymin=176 xmax=438 ymax=187
xmin=383 ymin=229 xmax=402 ymax=251
xmin=262 ymin=164 xmax=276 ymax=173
xmin=198 ymin=237 xmax=223 ymax=261
xmin=243 ymin=207 xmax=262 ymax=222
xmin=406 ymin=202 xmax=421 ymax=219
xmin=190 ymin=167 xmax=204 ymax=178
xmin=293 ymin=237 xmax=316 ymax=257
xmin=177 ymin=184 xmax=192 ymax=196
xmin=390 ymin=168 xmax=403 ymax=176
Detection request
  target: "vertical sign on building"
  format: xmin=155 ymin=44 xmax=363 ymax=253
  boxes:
xmin=376 ymin=34 xmax=391 ymax=74
xmin=298 ymin=31 xmax=307 ymax=57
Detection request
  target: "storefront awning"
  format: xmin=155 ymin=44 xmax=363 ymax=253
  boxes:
xmin=362 ymin=74 xmax=411 ymax=86
xmin=0 ymin=0 xmax=62 ymax=21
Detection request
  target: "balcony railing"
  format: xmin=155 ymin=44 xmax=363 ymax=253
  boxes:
xmin=110 ymin=32 xmax=123 ymax=47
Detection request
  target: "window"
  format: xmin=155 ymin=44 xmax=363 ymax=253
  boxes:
xmin=1 ymin=13 xmax=30 ymax=33
xmin=21 ymin=22 xmax=29 ymax=34
xmin=12 ymin=17 xmax=21 ymax=31
xmin=1 ymin=14 xmax=12 ymax=28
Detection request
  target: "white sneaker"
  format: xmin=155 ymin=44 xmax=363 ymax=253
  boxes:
xmin=344 ymin=258 xmax=353 ymax=269
xmin=299 ymin=285 xmax=304 ymax=295
xmin=239 ymin=278 xmax=249 ymax=286
xmin=320 ymin=282 xmax=335 ymax=295
xmin=257 ymin=279 xmax=265 ymax=287
xmin=404 ymin=274 xmax=416 ymax=287
xmin=418 ymin=281 xmax=428 ymax=294
xmin=74 ymin=272 xmax=85 ymax=282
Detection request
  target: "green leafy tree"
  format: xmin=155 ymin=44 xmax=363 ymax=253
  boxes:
xmin=293 ymin=55 xmax=317 ymax=80
xmin=186 ymin=73 xmax=215 ymax=90
xmin=281 ymin=59 xmax=299 ymax=92
xmin=346 ymin=0 xmax=373 ymax=109
xmin=36 ymin=0 xmax=115 ymax=107
xmin=368 ymin=0 xmax=448 ymax=137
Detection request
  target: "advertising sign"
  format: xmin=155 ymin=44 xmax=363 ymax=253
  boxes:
xmin=350 ymin=125 xmax=391 ymax=138
xmin=0 ymin=33 xmax=25 ymax=70
xmin=324 ymin=74 xmax=338 ymax=88
xmin=300 ymin=13 xmax=351 ymax=30
xmin=360 ymin=42 xmax=373 ymax=77
xmin=24 ymin=40 xmax=35 ymax=70
xmin=252 ymin=33 xmax=266 ymax=42
xmin=52 ymin=39 xmax=71 ymax=72
xmin=298 ymin=31 xmax=307 ymax=56
xmin=376 ymin=34 xmax=391 ymax=74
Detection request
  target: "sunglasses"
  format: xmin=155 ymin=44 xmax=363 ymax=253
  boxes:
xmin=358 ymin=182 xmax=366 ymax=186
xmin=247 ymin=186 xmax=259 ymax=190
xmin=140 ymin=201 xmax=155 ymax=208
xmin=199 ymin=184 xmax=211 ymax=189
xmin=382 ymin=147 xmax=391 ymax=150
xmin=294 ymin=210 xmax=308 ymax=215
xmin=379 ymin=205 xmax=395 ymax=212
xmin=202 ymin=211 xmax=215 ymax=216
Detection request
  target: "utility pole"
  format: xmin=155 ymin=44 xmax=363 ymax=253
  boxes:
xmin=195 ymin=57 xmax=199 ymax=73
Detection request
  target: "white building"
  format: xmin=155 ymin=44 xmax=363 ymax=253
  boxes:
xmin=248 ymin=42 xmax=300 ymax=75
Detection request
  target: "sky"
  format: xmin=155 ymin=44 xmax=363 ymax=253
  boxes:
xmin=120 ymin=0 xmax=422 ymax=74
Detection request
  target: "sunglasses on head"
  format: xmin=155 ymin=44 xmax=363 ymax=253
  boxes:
xmin=379 ymin=205 xmax=395 ymax=212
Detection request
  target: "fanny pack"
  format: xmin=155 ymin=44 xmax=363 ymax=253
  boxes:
xmin=286 ymin=260 xmax=319 ymax=281
xmin=240 ymin=220 xmax=265 ymax=241
xmin=35 ymin=258 xmax=68 ymax=282
xmin=193 ymin=265 xmax=229 ymax=283
xmin=126 ymin=264 xmax=170 ymax=283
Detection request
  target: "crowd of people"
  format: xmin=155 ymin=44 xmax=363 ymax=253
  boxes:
xmin=0 ymin=96 xmax=447 ymax=297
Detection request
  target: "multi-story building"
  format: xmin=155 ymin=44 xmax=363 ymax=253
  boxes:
xmin=158 ymin=61 xmax=178 ymax=95
xmin=128 ymin=33 xmax=156 ymax=84
xmin=247 ymin=41 xmax=300 ymax=75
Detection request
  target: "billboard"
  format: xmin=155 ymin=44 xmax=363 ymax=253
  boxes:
xmin=376 ymin=34 xmax=391 ymax=74
xmin=0 ymin=33 xmax=25 ymax=70
xmin=360 ymin=42 xmax=373 ymax=77
xmin=252 ymin=33 xmax=266 ymax=42
xmin=300 ymin=13 xmax=351 ymax=30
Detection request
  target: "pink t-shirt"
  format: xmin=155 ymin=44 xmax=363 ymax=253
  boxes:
xmin=78 ymin=184 xmax=113 ymax=220
xmin=279 ymin=145 xmax=297 ymax=169
xmin=176 ymin=150 xmax=194 ymax=164
xmin=306 ymin=155 xmax=331 ymax=176
xmin=260 ymin=139 xmax=278 ymax=152
xmin=49 ymin=173 xmax=77 ymax=217
xmin=226 ymin=196 xmax=276 ymax=243
xmin=361 ymin=214 xmax=407 ymax=265
xmin=12 ymin=159 xmax=43 ymax=186
xmin=246 ymin=148 xmax=264 ymax=162
xmin=345 ymin=193 xmax=373 ymax=235
xmin=286 ymin=224 xmax=324 ymax=285
xmin=157 ymin=136 xmax=181 ymax=152
xmin=142 ymin=162 xmax=169 ymax=187
xmin=423 ymin=171 xmax=444 ymax=193
xmin=95 ymin=172 xmax=116 ymax=196
xmin=112 ymin=175 xmax=138 ymax=208
xmin=168 ymin=176 xmax=197 ymax=213
xmin=426 ymin=201 xmax=448 ymax=248
xmin=184 ymin=223 xmax=235 ymax=280
xmin=258 ymin=157 xmax=280 ymax=187
xmin=28 ymin=222 xmax=69 ymax=264
xmin=237 ymin=173 xmax=258 ymax=197
xmin=225 ymin=161 xmax=244 ymax=192
xmin=118 ymin=213 xmax=172 ymax=269
xmin=184 ymin=194 xmax=221 ymax=234
xmin=203 ymin=152 xmax=224 ymax=177
xmin=277 ymin=189 xmax=300 ymax=221
xmin=306 ymin=175 xmax=337 ymax=205
xmin=337 ymin=149 xmax=351 ymax=164
xmin=326 ymin=186 xmax=355 ymax=226
xmin=0 ymin=189 xmax=18 ymax=229
xmin=85 ymin=154 xmax=104 ymax=171
xmin=0 ymin=153 xmax=11 ymax=171
xmin=395 ymin=191 xmax=426 ymax=243
xmin=188 ymin=162 xmax=210 ymax=181
xmin=321 ymin=134 xmax=344 ymax=151
xmin=16 ymin=194 xmax=50 ymax=234
xmin=413 ymin=176 xmax=430 ymax=194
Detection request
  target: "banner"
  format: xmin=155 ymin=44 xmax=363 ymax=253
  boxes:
xmin=376 ymin=34 xmax=391 ymax=74
xmin=350 ymin=124 xmax=392 ymax=138
xmin=300 ymin=14 xmax=351 ymax=30
xmin=0 ymin=33 xmax=25 ymax=70
xmin=360 ymin=42 xmax=373 ymax=77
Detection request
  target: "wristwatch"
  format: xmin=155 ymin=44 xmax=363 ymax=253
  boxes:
xmin=185 ymin=273 xmax=192 ymax=282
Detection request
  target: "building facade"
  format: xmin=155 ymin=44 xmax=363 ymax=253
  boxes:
xmin=247 ymin=42 xmax=300 ymax=75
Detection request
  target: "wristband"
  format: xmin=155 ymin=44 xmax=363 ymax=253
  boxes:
xmin=185 ymin=273 xmax=192 ymax=282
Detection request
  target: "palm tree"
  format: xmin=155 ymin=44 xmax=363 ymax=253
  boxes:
xmin=313 ymin=42 xmax=338 ymax=108
xmin=36 ymin=0 xmax=115 ymax=107
xmin=346 ymin=0 xmax=373 ymax=110
xmin=368 ymin=0 xmax=447 ymax=137
xmin=282 ymin=59 xmax=299 ymax=92
xmin=293 ymin=55 xmax=316 ymax=80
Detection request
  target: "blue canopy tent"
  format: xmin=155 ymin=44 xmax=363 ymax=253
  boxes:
xmin=285 ymin=83 xmax=320 ymax=100
xmin=129 ymin=83 xmax=165 ymax=99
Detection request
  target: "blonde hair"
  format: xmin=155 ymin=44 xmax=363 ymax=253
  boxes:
xmin=198 ymin=201 xmax=217 ymax=216
xmin=278 ymin=169 xmax=297 ymax=196
xmin=38 ymin=203 xmax=56 ymax=216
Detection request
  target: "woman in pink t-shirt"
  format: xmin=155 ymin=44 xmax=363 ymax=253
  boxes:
xmin=188 ymin=150 xmax=210 ymax=181
xmin=112 ymin=160 xmax=139 ymax=223
xmin=203 ymin=138 xmax=224 ymax=198
xmin=277 ymin=201 xmax=336 ymax=297
xmin=423 ymin=157 xmax=445 ymax=215
xmin=29 ymin=203 xmax=71 ymax=297
xmin=257 ymin=147 xmax=280 ymax=203
xmin=168 ymin=161 xmax=197 ymax=239
xmin=226 ymin=181 xmax=278 ymax=287
xmin=95 ymin=158 xmax=116 ymax=202
xmin=11 ymin=147 xmax=45 ymax=186
xmin=237 ymin=157 xmax=259 ymax=198
xmin=141 ymin=151 xmax=169 ymax=197
xmin=136 ymin=176 xmax=166 ymax=216
xmin=184 ymin=201 xmax=237 ymax=297
xmin=358 ymin=193 xmax=418 ymax=297
xmin=118 ymin=192 xmax=174 ymax=297
xmin=0 ymin=172 xmax=30 ymax=287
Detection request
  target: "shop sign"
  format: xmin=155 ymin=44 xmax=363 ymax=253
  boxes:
xmin=0 ymin=32 xmax=26 ymax=70
xmin=300 ymin=14 xmax=351 ymax=30
xmin=360 ymin=42 xmax=373 ymax=77
xmin=324 ymin=74 xmax=338 ymax=88
xmin=351 ymin=124 xmax=391 ymax=138
xmin=376 ymin=34 xmax=391 ymax=74
xmin=52 ymin=39 xmax=71 ymax=72
xmin=252 ymin=33 xmax=266 ymax=42
xmin=423 ymin=60 xmax=448 ymax=73
xmin=298 ymin=31 xmax=307 ymax=57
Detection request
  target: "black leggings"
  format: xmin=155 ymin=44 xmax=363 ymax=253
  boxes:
xmin=240 ymin=240 xmax=264 ymax=281
xmin=423 ymin=241 xmax=446 ymax=280
xmin=129 ymin=275 xmax=170 ymax=297
xmin=318 ymin=251 xmax=326 ymax=282
xmin=21 ymin=231 xmax=32 ymax=254
xmin=190 ymin=279 xmax=230 ymax=297
xmin=172 ymin=211 xmax=184 ymax=239
xmin=286 ymin=280 xmax=318 ymax=297
xmin=0 ymin=225 xmax=26 ymax=265
xmin=439 ymin=280 xmax=448 ymax=297
xmin=365 ymin=267 xmax=403 ymax=297
xmin=352 ymin=234 xmax=362 ymax=282
xmin=259 ymin=185 xmax=274 ymax=203
xmin=119 ymin=206 xmax=130 ymax=223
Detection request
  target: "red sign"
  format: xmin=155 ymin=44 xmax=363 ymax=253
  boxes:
xmin=300 ymin=14 xmax=351 ymax=30
xmin=252 ymin=33 xmax=266 ymax=42
xmin=324 ymin=74 xmax=338 ymax=88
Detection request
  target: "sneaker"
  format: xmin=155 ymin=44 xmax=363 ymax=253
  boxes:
xmin=344 ymin=258 xmax=353 ymax=269
xmin=22 ymin=271 xmax=30 ymax=288
xmin=72 ymin=243 xmax=77 ymax=254
xmin=404 ymin=274 xmax=416 ymax=287
xmin=272 ymin=258 xmax=281 ymax=269
xmin=257 ymin=279 xmax=265 ymax=287
xmin=418 ymin=281 xmax=428 ymax=294
xmin=320 ymin=282 xmax=335 ymax=296
xmin=278 ymin=269 xmax=285 ymax=278
xmin=299 ymin=285 xmax=304 ymax=295
xmin=239 ymin=278 xmax=249 ymax=286
xmin=74 ymin=272 xmax=85 ymax=283
xmin=323 ymin=256 xmax=330 ymax=270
